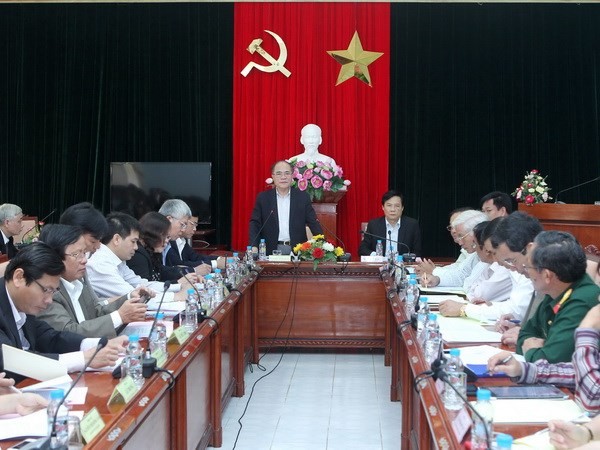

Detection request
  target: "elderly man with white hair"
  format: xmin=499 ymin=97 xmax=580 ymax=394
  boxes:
xmin=422 ymin=210 xmax=488 ymax=288
xmin=0 ymin=203 xmax=24 ymax=259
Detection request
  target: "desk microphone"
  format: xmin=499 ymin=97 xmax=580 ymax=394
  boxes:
xmin=316 ymin=219 xmax=351 ymax=263
xmin=360 ymin=230 xmax=415 ymax=261
xmin=250 ymin=208 xmax=275 ymax=251
xmin=174 ymin=268 xmax=207 ymax=324
xmin=45 ymin=337 xmax=108 ymax=449
xmin=141 ymin=281 xmax=172 ymax=378
xmin=555 ymin=175 xmax=600 ymax=203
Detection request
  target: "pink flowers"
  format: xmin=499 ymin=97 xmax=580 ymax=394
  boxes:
xmin=297 ymin=179 xmax=308 ymax=191
xmin=323 ymin=180 xmax=332 ymax=191
xmin=285 ymin=157 xmax=351 ymax=201
xmin=311 ymin=177 xmax=323 ymax=189
xmin=525 ymin=195 xmax=535 ymax=205
xmin=303 ymin=169 xmax=314 ymax=180
xmin=321 ymin=169 xmax=333 ymax=180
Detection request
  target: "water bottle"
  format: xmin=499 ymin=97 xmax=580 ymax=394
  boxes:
xmin=213 ymin=269 xmax=224 ymax=304
xmin=495 ymin=433 xmax=513 ymax=450
xmin=394 ymin=254 xmax=406 ymax=293
xmin=47 ymin=389 xmax=69 ymax=447
xmin=126 ymin=334 xmax=144 ymax=389
xmin=424 ymin=313 xmax=442 ymax=364
xmin=232 ymin=252 xmax=242 ymax=282
xmin=416 ymin=296 xmax=430 ymax=342
xmin=471 ymin=389 xmax=494 ymax=450
xmin=184 ymin=288 xmax=199 ymax=333
xmin=405 ymin=278 xmax=418 ymax=316
xmin=258 ymin=238 xmax=267 ymax=261
xmin=375 ymin=240 xmax=384 ymax=257
xmin=443 ymin=348 xmax=466 ymax=411
xmin=149 ymin=312 xmax=168 ymax=355
xmin=245 ymin=245 xmax=255 ymax=270
xmin=226 ymin=257 xmax=236 ymax=286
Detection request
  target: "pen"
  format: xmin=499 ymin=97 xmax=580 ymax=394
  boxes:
xmin=8 ymin=385 xmax=21 ymax=394
xmin=508 ymin=319 xmax=521 ymax=325
xmin=534 ymin=412 xmax=590 ymax=435
xmin=488 ymin=354 xmax=513 ymax=374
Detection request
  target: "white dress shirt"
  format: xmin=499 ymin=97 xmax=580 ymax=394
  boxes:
xmin=465 ymin=271 xmax=534 ymax=321
xmin=87 ymin=244 xmax=179 ymax=299
xmin=385 ymin=219 xmax=401 ymax=257
xmin=434 ymin=252 xmax=480 ymax=287
xmin=465 ymin=262 xmax=513 ymax=303
xmin=276 ymin=189 xmax=291 ymax=242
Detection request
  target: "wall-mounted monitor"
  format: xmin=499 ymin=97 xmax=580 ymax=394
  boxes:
xmin=110 ymin=162 xmax=212 ymax=224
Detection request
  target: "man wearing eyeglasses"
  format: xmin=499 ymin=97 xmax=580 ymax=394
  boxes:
xmin=37 ymin=224 xmax=148 ymax=338
xmin=0 ymin=242 xmax=127 ymax=382
xmin=0 ymin=203 xmax=24 ymax=259
xmin=249 ymin=160 xmax=322 ymax=256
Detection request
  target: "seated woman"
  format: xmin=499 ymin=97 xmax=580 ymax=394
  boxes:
xmin=487 ymin=257 xmax=600 ymax=415
xmin=126 ymin=212 xmax=188 ymax=283
xmin=439 ymin=219 xmax=531 ymax=321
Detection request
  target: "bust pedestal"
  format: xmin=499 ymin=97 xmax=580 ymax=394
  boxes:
xmin=312 ymin=190 xmax=346 ymax=242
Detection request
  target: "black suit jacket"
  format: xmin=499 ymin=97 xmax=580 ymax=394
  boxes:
xmin=166 ymin=240 xmax=215 ymax=269
xmin=358 ymin=216 xmax=422 ymax=257
xmin=0 ymin=279 xmax=84 ymax=381
xmin=127 ymin=245 xmax=166 ymax=282
xmin=249 ymin=188 xmax=323 ymax=255
xmin=0 ymin=236 xmax=17 ymax=259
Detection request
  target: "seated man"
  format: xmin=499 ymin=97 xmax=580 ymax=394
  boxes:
xmin=86 ymin=212 xmax=191 ymax=301
xmin=489 ymin=259 xmax=600 ymax=414
xmin=37 ymin=224 xmax=148 ymax=337
xmin=516 ymin=231 xmax=600 ymax=363
xmin=359 ymin=190 xmax=422 ymax=257
xmin=0 ymin=203 xmax=24 ymax=259
xmin=59 ymin=202 xmax=108 ymax=256
xmin=479 ymin=191 xmax=512 ymax=220
xmin=439 ymin=219 xmax=532 ymax=321
xmin=419 ymin=210 xmax=486 ymax=286
xmin=0 ymin=243 xmax=126 ymax=381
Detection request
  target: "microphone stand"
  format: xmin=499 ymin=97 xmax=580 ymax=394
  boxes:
xmin=47 ymin=337 xmax=109 ymax=449
xmin=360 ymin=230 xmax=415 ymax=262
xmin=141 ymin=281 xmax=172 ymax=378
xmin=555 ymin=175 xmax=600 ymax=203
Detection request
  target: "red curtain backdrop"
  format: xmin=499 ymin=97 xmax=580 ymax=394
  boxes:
xmin=232 ymin=2 xmax=390 ymax=255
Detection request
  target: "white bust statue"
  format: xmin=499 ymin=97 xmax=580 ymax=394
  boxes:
xmin=289 ymin=124 xmax=337 ymax=167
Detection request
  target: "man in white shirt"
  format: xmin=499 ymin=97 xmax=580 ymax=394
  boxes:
xmin=0 ymin=203 xmax=23 ymax=259
xmin=479 ymin=191 xmax=512 ymax=220
xmin=0 ymin=243 xmax=126 ymax=382
xmin=37 ymin=224 xmax=148 ymax=337
xmin=87 ymin=212 xmax=190 ymax=302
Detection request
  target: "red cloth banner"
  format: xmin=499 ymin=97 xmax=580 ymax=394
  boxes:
xmin=232 ymin=2 xmax=390 ymax=255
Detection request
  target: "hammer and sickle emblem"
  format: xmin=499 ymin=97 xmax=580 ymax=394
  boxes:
xmin=241 ymin=30 xmax=291 ymax=78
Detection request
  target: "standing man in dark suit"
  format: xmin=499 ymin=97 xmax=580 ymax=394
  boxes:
xmin=359 ymin=190 xmax=422 ymax=257
xmin=0 ymin=203 xmax=24 ymax=259
xmin=0 ymin=242 xmax=126 ymax=381
xmin=249 ymin=160 xmax=322 ymax=255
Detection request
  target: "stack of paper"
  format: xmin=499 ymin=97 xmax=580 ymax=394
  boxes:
xmin=436 ymin=316 xmax=502 ymax=343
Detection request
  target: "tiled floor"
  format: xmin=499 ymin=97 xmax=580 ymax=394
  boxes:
xmin=208 ymin=351 xmax=401 ymax=450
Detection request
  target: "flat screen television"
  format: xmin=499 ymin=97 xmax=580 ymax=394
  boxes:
xmin=110 ymin=162 xmax=212 ymax=224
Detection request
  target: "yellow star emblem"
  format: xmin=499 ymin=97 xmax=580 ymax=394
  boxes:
xmin=327 ymin=31 xmax=384 ymax=87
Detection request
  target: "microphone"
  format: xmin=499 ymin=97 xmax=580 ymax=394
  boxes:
xmin=360 ymin=230 xmax=415 ymax=262
xmin=49 ymin=337 xmax=108 ymax=448
xmin=555 ymin=175 xmax=600 ymax=203
xmin=141 ymin=281 xmax=172 ymax=378
xmin=174 ymin=269 xmax=207 ymax=324
xmin=316 ymin=219 xmax=351 ymax=262
xmin=250 ymin=208 xmax=275 ymax=250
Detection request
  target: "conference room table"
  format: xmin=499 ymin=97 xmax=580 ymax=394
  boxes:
xmin=3 ymin=261 xmax=555 ymax=449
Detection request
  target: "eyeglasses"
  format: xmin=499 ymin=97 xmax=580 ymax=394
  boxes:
xmin=188 ymin=221 xmax=198 ymax=229
xmin=179 ymin=221 xmax=187 ymax=229
xmin=522 ymin=264 xmax=539 ymax=273
xmin=65 ymin=250 xmax=86 ymax=261
xmin=456 ymin=231 xmax=472 ymax=242
xmin=273 ymin=171 xmax=292 ymax=177
xmin=33 ymin=279 xmax=60 ymax=295
xmin=502 ymin=245 xmax=529 ymax=268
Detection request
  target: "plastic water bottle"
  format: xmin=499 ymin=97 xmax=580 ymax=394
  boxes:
xmin=258 ymin=238 xmax=267 ymax=261
xmin=394 ymin=254 xmax=406 ymax=293
xmin=245 ymin=245 xmax=255 ymax=270
xmin=126 ymin=334 xmax=144 ymax=389
xmin=416 ymin=296 xmax=430 ymax=342
xmin=149 ymin=312 xmax=168 ymax=355
xmin=495 ymin=433 xmax=513 ymax=450
xmin=443 ymin=348 xmax=466 ymax=411
xmin=405 ymin=278 xmax=418 ymax=316
xmin=424 ymin=313 xmax=442 ymax=364
xmin=213 ymin=269 xmax=224 ymax=304
xmin=184 ymin=288 xmax=199 ymax=333
xmin=226 ymin=257 xmax=236 ymax=285
xmin=471 ymin=389 xmax=494 ymax=450
xmin=47 ymin=389 xmax=69 ymax=447
xmin=232 ymin=252 xmax=242 ymax=282
xmin=375 ymin=240 xmax=384 ymax=257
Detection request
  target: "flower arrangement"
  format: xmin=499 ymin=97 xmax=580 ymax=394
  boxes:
xmin=20 ymin=221 xmax=44 ymax=245
xmin=511 ymin=169 xmax=552 ymax=205
xmin=293 ymin=234 xmax=345 ymax=270
xmin=265 ymin=159 xmax=351 ymax=201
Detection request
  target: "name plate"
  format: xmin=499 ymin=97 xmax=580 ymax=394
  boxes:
xmin=360 ymin=256 xmax=386 ymax=263
xmin=268 ymin=255 xmax=292 ymax=262
xmin=451 ymin=405 xmax=472 ymax=443
xmin=168 ymin=326 xmax=190 ymax=345
xmin=80 ymin=407 xmax=105 ymax=443
xmin=107 ymin=376 xmax=138 ymax=406
xmin=151 ymin=348 xmax=168 ymax=368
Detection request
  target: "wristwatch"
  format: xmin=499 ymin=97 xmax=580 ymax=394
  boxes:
xmin=459 ymin=305 xmax=467 ymax=317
